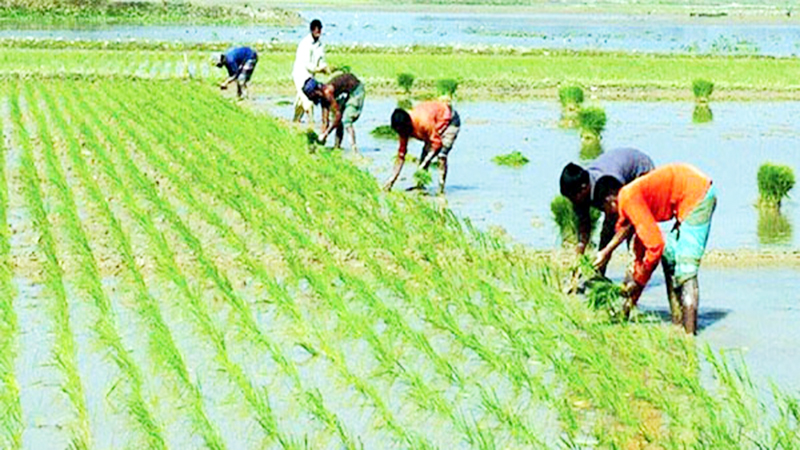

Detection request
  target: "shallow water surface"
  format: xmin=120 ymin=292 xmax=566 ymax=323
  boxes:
xmin=5 ymin=9 xmax=800 ymax=56
xmin=263 ymin=96 xmax=800 ymax=250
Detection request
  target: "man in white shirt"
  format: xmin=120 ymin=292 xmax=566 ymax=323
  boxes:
xmin=293 ymin=19 xmax=329 ymax=126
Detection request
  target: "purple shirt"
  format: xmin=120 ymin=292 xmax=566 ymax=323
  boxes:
xmin=587 ymin=148 xmax=655 ymax=208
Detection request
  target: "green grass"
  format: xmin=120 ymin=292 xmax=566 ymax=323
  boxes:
xmin=550 ymin=195 xmax=601 ymax=245
xmin=757 ymin=163 xmax=795 ymax=209
xmin=0 ymin=53 xmax=798 ymax=447
xmin=0 ymin=2 xmax=302 ymax=25
xmin=558 ymin=85 xmax=584 ymax=106
xmin=491 ymin=151 xmax=530 ymax=168
xmin=692 ymin=78 xmax=715 ymax=101
xmin=5 ymin=40 xmax=800 ymax=100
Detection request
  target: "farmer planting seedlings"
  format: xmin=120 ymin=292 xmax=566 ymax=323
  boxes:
xmin=559 ymin=147 xmax=654 ymax=273
xmin=593 ymin=163 xmax=717 ymax=335
xmin=293 ymin=19 xmax=329 ymax=126
xmin=383 ymin=100 xmax=460 ymax=194
xmin=216 ymin=46 xmax=257 ymax=99
xmin=302 ymin=72 xmax=366 ymax=152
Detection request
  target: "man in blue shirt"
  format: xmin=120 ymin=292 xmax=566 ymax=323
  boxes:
xmin=560 ymin=147 xmax=655 ymax=273
xmin=216 ymin=46 xmax=258 ymax=99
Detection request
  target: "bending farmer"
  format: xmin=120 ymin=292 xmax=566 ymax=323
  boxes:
xmin=302 ymin=73 xmax=365 ymax=152
xmin=593 ymin=163 xmax=717 ymax=334
xmin=383 ymin=100 xmax=460 ymax=194
xmin=559 ymin=148 xmax=654 ymax=273
xmin=217 ymin=46 xmax=258 ymax=99
xmin=293 ymin=19 xmax=329 ymax=126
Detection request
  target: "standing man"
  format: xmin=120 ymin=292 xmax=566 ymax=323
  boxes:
xmin=593 ymin=163 xmax=717 ymax=334
xmin=559 ymin=148 xmax=654 ymax=273
xmin=383 ymin=100 xmax=460 ymax=195
xmin=302 ymin=73 xmax=365 ymax=152
xmin=216 ymin=46 xmax=258 ymax=99
xmin=293 ymin=19 xmax=329 ymax=126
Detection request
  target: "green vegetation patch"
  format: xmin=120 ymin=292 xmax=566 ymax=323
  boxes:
xmin=578 ymin=107 xmax=607 ymax=136
xmin=0 ymin=1 xmax=302 ymax=25
xmin=550 ymin=195 xmax=601 ymax=245
xmin=692 ymin=78 xmax=714 ymax=101
xmin=369 ymin=124 xmax=397 ymax=140
xmin=492 ymin=151 xmax=530 ymax=168
xmin=436 ymin=78 xmax=459 ymax=97
xmin=397 ymin=72 xmax=415 ymax=94
xmin=757 ymin=163 xmax=795 ymax=209
xmin=558 ymin=85 xmax=584 ymax=106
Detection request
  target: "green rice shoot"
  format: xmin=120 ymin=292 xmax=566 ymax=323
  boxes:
xmin=492 ymin=151 xmax=530 ymax=168
xmin=757 ymin=163 xmax=795 ymax=209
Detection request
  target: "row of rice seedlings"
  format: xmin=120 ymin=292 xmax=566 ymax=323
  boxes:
xmin=50 ymin=82 xmax=227 ymax=450
xmin=0 ymin=86 xmax=23 ymax=449
xmin=76 ymin=79 xmax=360 ymax=448
xmin=69 ymin=83 xmax=302 ymax=448
xmin=106 ymin=80 xmax=450 ymax=447
xmin=7 ymin=81 xmax=92 ymax=448
xmin=27 ymin=81 xmax=166 ymax=448
xmin=166 ymin=82 xmax=552 ymax=444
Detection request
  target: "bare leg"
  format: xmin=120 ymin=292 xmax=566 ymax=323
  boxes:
xmin=293 ymin=99 xmax=304 ymax=122
xmin=662 ymin=258 xmax=682 ymax=326
xmin=334 ymin=123 xmax=344 ymax=149
xmin=346 ymin=125 xmax=357 ymax=152
xmin=236 ymin=82 xmax=243 ymax=99
xmin=680 ymin=277 xmax=699 ymax=335
xmin=438 ymin=156 xmax=448 ymax=195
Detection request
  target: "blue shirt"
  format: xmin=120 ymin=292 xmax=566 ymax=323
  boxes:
xmin=587 ymin=147 xmax=655 ymax=207
xmin=224 ymin=47 xmax=257 ymax=76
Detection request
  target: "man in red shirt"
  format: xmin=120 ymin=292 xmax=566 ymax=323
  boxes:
xmin=382 ymin=101 xmax=460 ymax=194
xmin=593 ymin=163 xmax=717 ymax=334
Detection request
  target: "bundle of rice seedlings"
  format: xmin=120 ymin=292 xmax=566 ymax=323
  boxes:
xmin=757 ymin=163 xmax=795 ymax=209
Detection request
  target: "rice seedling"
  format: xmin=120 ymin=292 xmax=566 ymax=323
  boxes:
xmin=550 ymin=195 xmax=600 ymax=245
xmin=577 ymin=106 xmax=606 ymax=160
xmin=397 ymin=72 xmax=415 ymax=94
xmin=413 ymin=169 xmax=433 ymax=187
xmin=369 ymin=124 xmax=397 ymax=140
xmin=558 ymin=85 xmax=584 ymax=127
xmin=757 ymin=163 xmax=795 ymax=209
xmin=692 ymin=78 xmax=714 ymax=103
xmin=492 ymin=151 xmax=529 ymax=167
xmin=436 ymin=78 xmax=458 ymax=98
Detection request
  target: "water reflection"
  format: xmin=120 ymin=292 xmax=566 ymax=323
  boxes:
xmin=692 ymin=104 xmax=714 ymax=124
xmin=757 ymin=207 xmax=793 ymax=245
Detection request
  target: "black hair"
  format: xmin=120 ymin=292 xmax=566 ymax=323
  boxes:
xmin=593 ymin=176 xmax=623 ymax=206
xmin=310 ymin=19 xmax=323 ymax=31
xmin=559 ymin=162 xmax=590 ymax=198
xmin=216 ymin=53 xmax=226 ymax=68
xmin=391 ymin=108 xmax=413 ymax=137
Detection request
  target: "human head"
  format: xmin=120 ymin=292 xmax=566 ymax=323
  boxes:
xmin=302 ymin=78 xmax=324 ymax=104
xmin=593 ymin=176 xmax=623 ymax=214
xmin=559 ymin=162 xmax=590 ymax=204
xmin=391 ymin=108 xmax=413 ymax=137
xmin=215 ymin=53 xmax=226 ymax=68
xmin=310 ymin=19 xmax=323 ymax=41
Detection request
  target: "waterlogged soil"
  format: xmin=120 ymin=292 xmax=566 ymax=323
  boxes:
xmin=261 ymin=96 xmax=800 ymax=250
xmin=630 ymin=267 xmax=800 ymax=394
xmin=5 ymin=9 xmax=800 ymax=56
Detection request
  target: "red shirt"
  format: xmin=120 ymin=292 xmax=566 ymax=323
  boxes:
xmin=615 ymin=164 xmax=712 ymax=285
xmin=398 ymin=101 xmax=451 ymax=159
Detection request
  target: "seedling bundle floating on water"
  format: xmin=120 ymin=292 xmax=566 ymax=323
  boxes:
xmin=692 ymin=78 xmax=714 ymax=103
xmin=370 ymin=125 xmax=397 ymax=140
xmin=558 ymin=85 xmax=584 ymax=128
xmin=436 ymin=78 xmax=458 ymax=98
xmin=757 ymin=163 xmax=795 ymax=209
xmin=492 ymin=151 xmax=529 ymax=168
xmin=578 ymin=106 xmax=606 ymax=160
xmin=397 ymin=72 xmax=415 ymax=94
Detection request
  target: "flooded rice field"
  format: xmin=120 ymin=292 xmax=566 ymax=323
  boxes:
xmin=263 ymin=97 xmax=800 ymax=250
xmin=6 ymin=9 xmax=800 ymax=56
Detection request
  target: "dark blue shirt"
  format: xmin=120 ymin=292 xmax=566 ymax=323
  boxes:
xmin=224 ymin=47 xmax=257 ymax=76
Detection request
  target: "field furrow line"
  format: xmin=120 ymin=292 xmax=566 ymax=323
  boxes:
xmin=110 ymin=80 xmax=505 ymax=447
xmin=6 ymin=81 xmax=91 ymax=449
xmin=0 ymin=88 xmax=23 ymax=450
xmin=31 ymin=81 xmax=167 ymax=449
xmin=52 ymin=83 xmax=227 ymax=450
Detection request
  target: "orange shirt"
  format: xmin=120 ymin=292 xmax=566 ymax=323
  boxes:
xmin=615 ymin=164 xmax=712 ymax=285
xmin=398 ymin=101 xmax=451 ymax=159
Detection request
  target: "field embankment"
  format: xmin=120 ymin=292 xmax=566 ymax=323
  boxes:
xmin=0 ymin=73 xmax=797 ymax=447
xmin=4 ymin=39 xmax=800 ymax=100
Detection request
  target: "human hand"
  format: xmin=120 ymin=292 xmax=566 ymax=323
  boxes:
xmin=592 ymin=249 xmax=610 ymax=270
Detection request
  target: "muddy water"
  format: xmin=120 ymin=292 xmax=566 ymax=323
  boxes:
xmin=262 ymin=96 xmax=800 ymax=250
xmin=5 ymin=10 xmax=800 ymax=56
xmin=632 ymin=267 xmax=800 ymax=394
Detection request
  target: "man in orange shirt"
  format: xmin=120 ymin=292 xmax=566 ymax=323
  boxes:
xmin=382 ymin=101 xmax=460 ymax=194
xmin=593 ymin=163 xmax=717 ymax=334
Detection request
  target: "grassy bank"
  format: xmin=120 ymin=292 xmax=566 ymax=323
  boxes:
xmin=0 ymin=1 xmax=302 ymax=25
xmin=0 ymin=73 xmax=797 ymax=447
xmin=4 ymin=39 xmax=800 ymax=100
